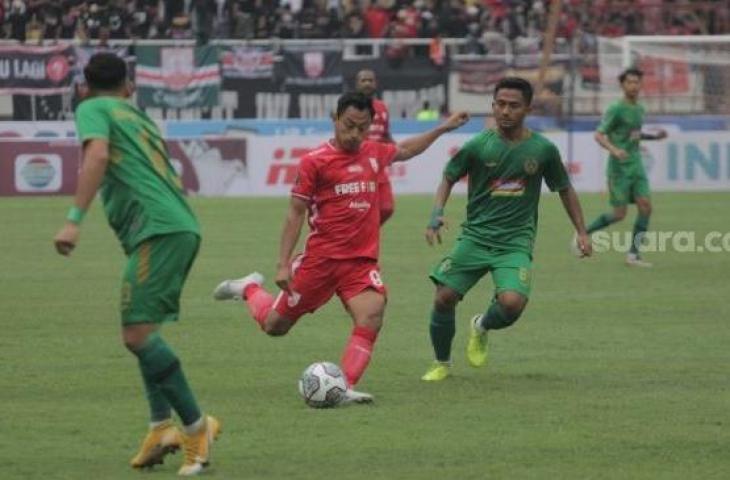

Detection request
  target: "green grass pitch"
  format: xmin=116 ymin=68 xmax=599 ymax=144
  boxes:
xmin=1 ymin=192 xmax=729 ymax=479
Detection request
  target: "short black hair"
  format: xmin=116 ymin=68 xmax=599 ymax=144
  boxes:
xmin=84 ymin=53 xmax=127 ymax=91
xmin=619 ymin=68 xmax=643 ymax=83
xmin=494 ymin=77 xmax=533 ymax=105
xmin=336 ymin=91 xmax=375 ymax=118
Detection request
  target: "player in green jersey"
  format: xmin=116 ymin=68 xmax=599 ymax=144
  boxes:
xmin=421 ymin=77 xmax=592 ymax=382
xmin=584 ymin=68 xmax=667 ymax=267
xmin=52 ymin=53 xmax=219 ymax=476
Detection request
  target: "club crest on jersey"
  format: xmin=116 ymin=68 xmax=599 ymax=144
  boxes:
xmin=369 ymin=157 xmax=379 ymax=173
xmin=523 ymin=157 xmax=539 ymax=175
xmin=347 ymin=164 xmax=364 ymax=173
xmin=490 ymin=178 xmax=526 ymax=197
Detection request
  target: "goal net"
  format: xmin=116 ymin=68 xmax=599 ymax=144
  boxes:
xmin=597 ymin=35 xmax=730 ymax=114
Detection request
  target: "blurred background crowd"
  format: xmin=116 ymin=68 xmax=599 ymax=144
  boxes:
xmin=1 ymin=0 xmax=728 ymax=45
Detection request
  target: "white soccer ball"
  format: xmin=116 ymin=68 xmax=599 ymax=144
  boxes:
xmin=298 ymin=362 xmax=347 ymax=408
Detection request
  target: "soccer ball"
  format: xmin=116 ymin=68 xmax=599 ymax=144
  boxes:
xmin=298 ymin=362 xmax=347 ymax=408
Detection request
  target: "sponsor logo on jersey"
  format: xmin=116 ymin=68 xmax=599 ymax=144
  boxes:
xmin=348 ymin=200 xmax=371 ymax=211
xmin=334 ymin=181 xmax=377 ymax=195
xmin=490 ymin=178 xmax=526 ymax=197
xmin=523 ymin=157 xmax=539 ymax=175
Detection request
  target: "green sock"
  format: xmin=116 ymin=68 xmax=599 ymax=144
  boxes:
xmin=134 ymin=332 xmax=202 ymax=426
xmin=630 ymin=215 xmax=650 ymax=255
xmin=138 ymin=364 xmax=172 ymax=422
xmin=479 ymin=301 xmax=517 ymax=330
xmin=429 ymin=308 xmax=455 ymax=362
xmin=587 ymin=213 xmax=617 ymax=234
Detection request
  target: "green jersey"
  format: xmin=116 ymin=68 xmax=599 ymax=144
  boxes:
xmin=75 ymin=96 xmax=199 ymax=254
xmin=597 ymin=99 xmax=645 ymax=169
xmin=444 ymin=129 xmax=570 ymax=254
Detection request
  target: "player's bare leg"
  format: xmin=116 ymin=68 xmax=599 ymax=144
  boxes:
xmin=340 ymin=289 xmax=384 ymax=404
xmin=626 ymin=197 xmax=652 ymax=267
xmin=214 ymin=272 xmax=296 ymax=335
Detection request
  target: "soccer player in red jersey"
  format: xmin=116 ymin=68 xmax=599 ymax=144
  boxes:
xmin=214 ymin=92 xmax=469 ymax=403
xmin=355 ymin=69 xmax=396 ymax=225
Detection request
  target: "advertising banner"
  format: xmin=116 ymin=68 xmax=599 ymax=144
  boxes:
xmin=0 ymin=140 xmax=79 ymax=196
xmin=0 ymin=136 xmax=247 ymax=197
xmin=0 ymin=44 xmax=75 ymax=95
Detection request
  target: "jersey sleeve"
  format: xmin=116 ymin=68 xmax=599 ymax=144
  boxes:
xmin=596 ymin=103 xmax=617 ymax=134
xmin=443 ymin=138 xmax=475 ymax=182
xmin=291 ymin=155 xmax=317 ymax=201
xmin=543 ymin=143 xmax=571 ymax=192
xmin=75 ymin=100 xmax=111 ymax=142
xmin=379 ymin=142 xmax=398 ymax=168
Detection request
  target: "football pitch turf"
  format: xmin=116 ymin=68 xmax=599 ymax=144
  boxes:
xmin=1 ymin=192 xmax=729 ymax=479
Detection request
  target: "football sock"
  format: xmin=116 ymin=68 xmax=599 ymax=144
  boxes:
xmin=587 ymin=213 xmax=618 ymax=234
xmin=138 ymin=363 xmax=172 ymax=422
xmin=182 ymin=415 xmax=206 ymax=435
xmin=133 ymin=332 xmax=202 ymax=426
xmin=429 ymin=308 xmax=455 ymax=362
xmin=478 ymin=301 xmax=518 ymax=330
xmin=341 ymin=326 xmax=378 ymax=387
xmin=244 ymin=284 xmax=274 ymax=329
xmin=630 ymin=214 xmax=650 ymax=255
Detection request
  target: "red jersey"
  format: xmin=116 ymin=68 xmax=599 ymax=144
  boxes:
xmin=367 ymin=99 xmax=391 ymax=143
xmin=291 ymin=140 xmax=398 ymax=260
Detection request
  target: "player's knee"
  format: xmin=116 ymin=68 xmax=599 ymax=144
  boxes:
xmin=262 ymin=316 xmax=293 ymax=337
xmin=434 ymin=286 xmax=460 ymax=311
xmin=357 ymin=311 xmax=383 ymax=332
xmin=638 ymin=201 xmax=652 ymax=217
xmin=613 ymin=208 xmax=627 ymax=222
xmin=122 ymin=330 xmax=150 ymax=352
xmin=497 ymin=293 xmax=527 ymax=324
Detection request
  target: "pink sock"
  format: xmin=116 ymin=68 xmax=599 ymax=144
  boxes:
xmin=244 ymin=284 xmax=273 ymax=329
xmin=341 ymin=326 xmax=378 ymax=387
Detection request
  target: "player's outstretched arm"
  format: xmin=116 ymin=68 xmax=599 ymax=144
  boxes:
xmin=425 ymin=175 xmax=456 ymax=246
xmin=275 ymin=196 xmax=308 ymax=293
xmin=558 ymin=186 xmax=592 ymax=257
xmin=53 ymin=139 xmax=110 ymax=256
xmin=393 ymin=111 xmax=469 ymax=162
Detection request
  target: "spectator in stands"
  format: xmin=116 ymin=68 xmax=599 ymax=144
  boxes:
xmin=415 ymin=100 xmax=439 ymax=120
xmin=7 ymin=0 xmax=28 ymax=42
xmin=364 ymin=0 xmax=391 ymax=38
xmin=1 ymin=0 xmax=729 ymax=42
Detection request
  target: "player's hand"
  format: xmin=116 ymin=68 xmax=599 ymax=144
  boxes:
xmin=441 ymin=111 xmax=470 ymax=132
xmin=576 ymin=232 xmax=592 ymax=257
xmin=54 ymin=223 xmax=80 ymax=256
xmin=613 ymin=148 xmax=629 ymax=161
xmin=275 ymin=264 xmax=292 ymax=294
xmin=425 ymin=217 xmax=448 ymax=246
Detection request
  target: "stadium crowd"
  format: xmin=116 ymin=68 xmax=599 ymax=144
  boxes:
xmin=1 ymin=0 xmax=728 ymax=44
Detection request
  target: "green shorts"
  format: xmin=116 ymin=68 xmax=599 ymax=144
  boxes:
xmin=429 ymin=236 xmax=533 ymax=299
xmin=608 ymin=168 xmax=650 ymax=207
xmin=121 ymin=232 xmax=200 ymax=325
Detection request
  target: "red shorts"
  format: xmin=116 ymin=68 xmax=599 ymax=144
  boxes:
xmin=273 ymin=255 xmax=387 ymax=322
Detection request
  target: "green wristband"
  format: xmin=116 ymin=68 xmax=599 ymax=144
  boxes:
xmin=427 ymin=207 xmax=444 ymax=229
xmin=66 ymin=206 xmax=86 ymax=225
